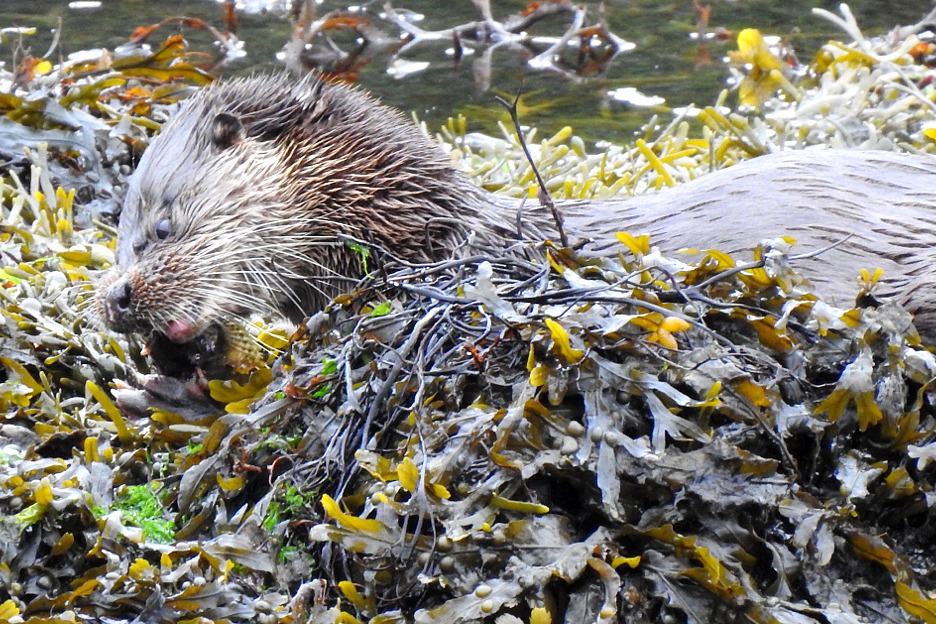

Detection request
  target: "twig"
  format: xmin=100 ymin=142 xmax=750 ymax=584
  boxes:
xmin=493 ymin=90 xmax=569 ymax=247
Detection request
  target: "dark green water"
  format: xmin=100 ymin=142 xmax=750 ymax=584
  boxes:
xmin=2 ymin=1 xmax=933 ymax=143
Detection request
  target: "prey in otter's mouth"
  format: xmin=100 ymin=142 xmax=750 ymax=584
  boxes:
xmin=98 ymin=73 xmax=936 ymax=371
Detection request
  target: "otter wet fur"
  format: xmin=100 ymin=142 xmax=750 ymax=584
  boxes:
xmin=98 ymin=73 xmax=936 ymax=351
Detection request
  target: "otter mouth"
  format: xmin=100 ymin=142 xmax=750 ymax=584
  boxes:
xmin=100 ymin=272 xmax=218 ymax=347
xmin=164 ymin=318 xmax=204 ymax=344
xmin=99 ymin=269 xmax=217 ymax=345
xmin=145 ymin=323 xmax=230 ymax=379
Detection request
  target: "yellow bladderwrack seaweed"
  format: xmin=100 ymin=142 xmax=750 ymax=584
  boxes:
xmin=544 ymin=317 xmax=585 ymax=363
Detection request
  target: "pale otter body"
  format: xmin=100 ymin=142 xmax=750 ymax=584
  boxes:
xmin=98 ymin=74 xmax=936 ymax=345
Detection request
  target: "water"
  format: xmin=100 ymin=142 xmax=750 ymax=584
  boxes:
xmin=2 ymin=0 xmax=933 ymax=143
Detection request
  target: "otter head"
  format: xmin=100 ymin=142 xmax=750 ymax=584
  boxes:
xmin=98 ymin=94 xmax=297 ymax=345
xmin=97 ymin=74 xmax=482 ymax=349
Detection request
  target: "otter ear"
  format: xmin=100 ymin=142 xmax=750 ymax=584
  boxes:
xmin=211 ymin=112 xmax=244 ymax=150
xmin=301 ymin=78 xmax=335 ymax=127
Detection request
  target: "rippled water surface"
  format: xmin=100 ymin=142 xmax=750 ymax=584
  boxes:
xmin=3 ymin=0 xmax=933 ymax=143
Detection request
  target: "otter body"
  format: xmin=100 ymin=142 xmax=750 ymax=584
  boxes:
xmin=98 ymin=74 xmax=936 ymax=343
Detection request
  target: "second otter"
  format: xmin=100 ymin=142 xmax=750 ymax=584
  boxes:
xmin=98 ymin=74 xmax=936 ymax=344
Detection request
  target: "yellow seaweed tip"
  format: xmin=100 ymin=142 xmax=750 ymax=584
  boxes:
xmin=896 ymin=581 xmax=936 ymax=621
xmin=321 ymin=494 xmax=386 ymax=534
xmin=611 ymin=555 xmax=641 ymax=569
xmin=85 ymin=380 xmax=132 ymax=444
xmin=397 ymin=456 xmax=419 ymax=493
xmin=616 ymin=231 xmax=651 ymax=256
xmin=529 ymin=365 xmax=549 ymax=388
xmin=491 ymin=494 xmax=550 ymax=515
xmin=530 ymin=606 xmax=552 ymax=624
xmin=338 ymin=580 xmax=371 ymax=612
xmin=544 ymin=317 xmax=585 ymax=363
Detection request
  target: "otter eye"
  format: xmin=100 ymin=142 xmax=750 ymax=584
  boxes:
xmin=155 ymin=218 xmax=171 ymax=240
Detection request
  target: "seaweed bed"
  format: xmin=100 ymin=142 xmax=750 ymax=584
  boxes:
xmin=3 ymin=5 xmax=936 ymax=623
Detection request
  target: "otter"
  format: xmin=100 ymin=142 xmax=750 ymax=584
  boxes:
xmin=97 ymin=73 xmax=936 ymax=349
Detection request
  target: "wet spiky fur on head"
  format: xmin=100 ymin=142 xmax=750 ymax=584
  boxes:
xmin=97 ymin=74 xmax=522 ymax=341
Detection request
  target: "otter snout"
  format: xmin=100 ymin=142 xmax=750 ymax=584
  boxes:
xmin=103 ymin=277 xmax=136 ymax=333
xmin=99 ymin=271 xmax=204 ymax=343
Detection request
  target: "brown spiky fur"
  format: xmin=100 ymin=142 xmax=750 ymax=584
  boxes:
xmin=97 ymin=73 xmax=936 ymax=343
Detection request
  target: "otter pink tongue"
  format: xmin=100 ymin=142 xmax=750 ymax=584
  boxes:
xmin=164 ymin=319 xmax=200 ymax=343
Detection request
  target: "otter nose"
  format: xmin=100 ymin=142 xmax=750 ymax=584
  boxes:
xmin=105 ymin=278 xmax=133 ymax=327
